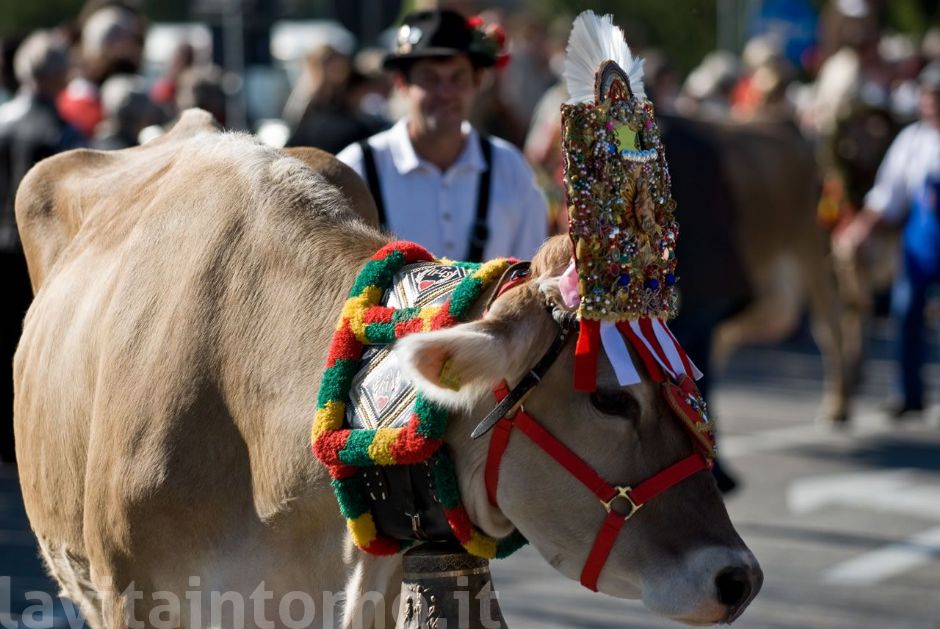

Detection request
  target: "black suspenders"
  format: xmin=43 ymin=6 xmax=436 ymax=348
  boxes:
xmin=358 ymin=135 xmax=493 ymax=262
xmin=358 ymin=139 xmax=387 ymax=228
xmin=467 ymin=136 xmax=492 ymax=263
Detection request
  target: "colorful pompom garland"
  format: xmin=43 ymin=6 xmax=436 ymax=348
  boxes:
xmin=311 ymin=241 xmax=526 ymax=559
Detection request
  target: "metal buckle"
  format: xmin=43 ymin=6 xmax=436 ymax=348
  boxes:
xmin=602 ymin=486 xmax=642 ymax=519
xmin=406 ymin=512 xmax=425 ymax=540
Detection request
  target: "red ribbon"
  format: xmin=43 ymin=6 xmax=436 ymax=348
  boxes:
xmin=574 ymin=319 xmax=601 ymax=391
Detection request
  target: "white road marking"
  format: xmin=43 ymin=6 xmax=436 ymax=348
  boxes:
xmin=787 ymin=470 xmax=940 ymax=521
xmin=823 ymin=525 xmax=940 ymax=585
xmin=788 ymin=470 xmax=940 ymax=585
xmin=720 ymin=411 xmax=889 ymax=457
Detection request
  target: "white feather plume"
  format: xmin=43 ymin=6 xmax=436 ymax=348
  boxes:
xmin=563 ymin=11 xmax=645 ymax=103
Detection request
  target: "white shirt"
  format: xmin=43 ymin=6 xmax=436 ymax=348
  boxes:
xmin=337 ymin=118 xmax=548 ymax=261
xmin=866 ymin=121 xmax=940 ymax=223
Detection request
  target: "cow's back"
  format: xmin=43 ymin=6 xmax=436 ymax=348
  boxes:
xmin=13 ymin=110 xmax=391 ymax=625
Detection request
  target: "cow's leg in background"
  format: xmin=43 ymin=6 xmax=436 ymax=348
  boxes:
xmin=712 ymin=255 xmax=803 ymax=369
xmin=798 ymin=229 xmax=851 ymax=424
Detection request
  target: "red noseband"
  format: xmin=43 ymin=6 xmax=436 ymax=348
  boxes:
xmin=481 ymin=323 xmax=714 ymax=592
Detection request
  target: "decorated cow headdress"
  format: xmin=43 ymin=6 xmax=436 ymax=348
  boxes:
xmin=558 ymin=12 xmax=704 ymax=400
xmin=310 ymin=11 xmax=715 ymax=566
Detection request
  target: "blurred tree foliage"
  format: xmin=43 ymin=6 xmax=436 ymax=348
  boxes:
xmin=526 ymin=0 xmax=936 ymax=75
xmin=2 ymin=0 xmax=935 ymax=58
xmin=883 ymin=0 xmax=938 ymax=35
xmin=525 ymin=0 xmax=719 ymax=74
xmin=0 ymin=0 xmax=192 ymax=37
xmin=1 ymin=1 xmax=84 ymax=37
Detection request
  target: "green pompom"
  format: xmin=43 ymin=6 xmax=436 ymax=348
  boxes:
xmin=365 ymin=322 xmax=396 ymax=344
xmin=316 ymin=359 xmax=358 ymax=408
xmin=333 ymin=476 xmax=370 ymax=519
xmin=449 ymin=277 xmax=483 ymax=318
xmin=339 ymin=430 xmax=378 ymax=466
xmin=414 ymin=395 xmax=449 ymax=439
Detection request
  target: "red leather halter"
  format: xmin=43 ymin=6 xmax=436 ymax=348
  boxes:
xmin=480 ymin=311 xmax=714 ymax=592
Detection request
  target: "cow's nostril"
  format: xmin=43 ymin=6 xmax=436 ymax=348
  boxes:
xmin=715 ymin=566 xmax=751 ymax=610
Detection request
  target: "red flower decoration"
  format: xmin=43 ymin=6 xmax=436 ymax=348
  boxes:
xmin=467 ymin=15 xmax=510 ymax=69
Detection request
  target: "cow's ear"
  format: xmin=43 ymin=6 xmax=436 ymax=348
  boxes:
xmin=395 ymin=321 xmax=511 ymax=410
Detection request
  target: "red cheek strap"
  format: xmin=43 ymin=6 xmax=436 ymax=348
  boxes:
xmin=485 ymin=382 xmax=711 ymax=591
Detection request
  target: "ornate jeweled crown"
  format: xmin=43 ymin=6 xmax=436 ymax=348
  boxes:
xmin=559 ymin=12 xmax=684 ymax=392
xmin=561 ymin=13 xmax=678 ymax=323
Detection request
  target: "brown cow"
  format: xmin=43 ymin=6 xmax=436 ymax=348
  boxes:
xmin=696 ymin=119 xmax=852 ymax=423
xmin=14 ymin=109 xmax=760 ymax=628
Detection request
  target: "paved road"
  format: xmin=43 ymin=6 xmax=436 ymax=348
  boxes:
xmin=1 ymin=326 xmax=938 ymax=628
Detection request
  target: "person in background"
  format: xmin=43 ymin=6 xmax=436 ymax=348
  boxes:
xmin=675 ymin=51 xmax=741 ymax=120
xmin=337 ymin=8 xmax=547 ymax=262
xmin=93 ymin=74 xmax=165 ymax=149
xmin=57 ymin=3 xmax=145 ymax=138
xmin=0 ymin=30 xmax=85 ymax=465
xmin=284 ymin=45 xmax=386 ymax=155
xmin=350 ymin=47 xmax=393 ymax=122
xmin=150 ymin=41 xmax=195 ymax=116
xmin=836 ymin=60 xmax=940 ymax=419
xmin=175 ymin=64 xmax=226 ymax=127
xmin=0 ymin=37 xmax=23 ymax=105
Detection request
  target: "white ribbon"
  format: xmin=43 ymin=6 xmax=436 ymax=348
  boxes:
xmin=600 ymin=319 xmax=703 ymax=386
xmin=600 ymin=321 xmax=641 ymax=386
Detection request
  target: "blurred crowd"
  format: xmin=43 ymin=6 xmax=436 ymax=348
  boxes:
xmin=2 ymin=0 xmax=937 ymax=217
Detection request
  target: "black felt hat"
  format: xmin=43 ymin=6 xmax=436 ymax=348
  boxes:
xmin=383 ymin=9 xmax=499 ymax=70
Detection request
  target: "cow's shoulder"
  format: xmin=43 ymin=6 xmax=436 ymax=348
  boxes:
xmin=15 ymin=109 xmax=378 ymax=291
xmin=282 ymin=146 xmax=379 ymax=228
xmin=15 ymin=109 xmax=222 ymax=290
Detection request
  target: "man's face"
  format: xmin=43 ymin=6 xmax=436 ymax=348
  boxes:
xmin=398 ymin=55 xmax=480 ymax=134
xmin=920 ymin=87 xmax=940 ymax=126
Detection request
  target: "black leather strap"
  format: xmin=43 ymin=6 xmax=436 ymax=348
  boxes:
xmin=358 ymin=140 xmax=387 ymax=229
xmin=483 ymin=261 xmax=531 ymax=313
xmin=360 ymin=462 xmax=456 ymax=542
xmin=470 ymin=321 xmax=572 ymax=439
xmin=466 ymin=135 xmax=492 ymax=262
xmin=361 ymin=135 xmax=492 ymax=259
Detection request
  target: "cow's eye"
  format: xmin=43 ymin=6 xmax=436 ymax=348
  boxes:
xmin=590 ymin=390 xmax=640 ymax=419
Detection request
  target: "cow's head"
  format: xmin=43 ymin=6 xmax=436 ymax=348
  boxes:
xmin=395 ymin=236 xmax=762 ymax=625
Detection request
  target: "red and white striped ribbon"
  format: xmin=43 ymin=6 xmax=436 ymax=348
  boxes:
xmin=599 ymin=318 xmax=702 ymax=386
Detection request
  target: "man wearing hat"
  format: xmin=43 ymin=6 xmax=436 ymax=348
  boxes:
xmin=837 ymin=59 xmax=940 ymax=418
xmin=337 ymin=9 xmax=548 ymax=262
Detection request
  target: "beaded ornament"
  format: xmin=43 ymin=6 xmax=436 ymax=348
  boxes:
xmin=311 ymin=241 xmax=526 ymax=558
xmin=560 ymin=12 xmax=687 ymax=392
